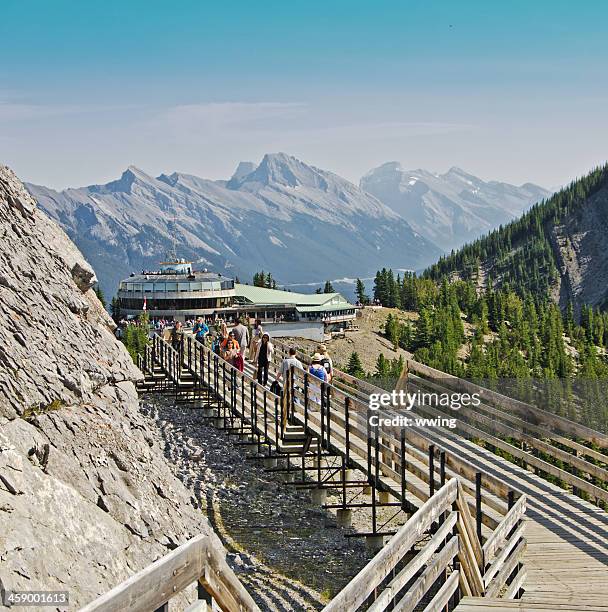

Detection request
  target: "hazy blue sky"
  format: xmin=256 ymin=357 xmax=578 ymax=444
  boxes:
xmin=1 ymin=0 xmax=607 ymax=189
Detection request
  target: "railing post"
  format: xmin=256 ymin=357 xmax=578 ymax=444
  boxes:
xmin=320 ymin=381 xmax=326 ymax=447
xmin=429 ymin=444 xmax=435 ymax=497
xmin=476 ymin=472 xmax=483 ymax=544
xmin=400 ymin=428 xmax=407 ymax=511
xmin=303 ymin=372 xmax=309 ymax=431
xmin=325 ymin=384 xmax=331 ymax=449
xmin=344 ymin=397 xmax=351 ymax=465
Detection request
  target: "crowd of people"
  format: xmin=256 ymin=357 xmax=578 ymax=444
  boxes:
xmin=175 ymin=316 xmax=335 ymax=393
xmin=142 ymin=314 xmax=335 ymax=398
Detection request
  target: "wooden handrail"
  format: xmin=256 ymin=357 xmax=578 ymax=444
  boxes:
xmin=406 ymin=358 xmax=608 ymax=447
xmin=80 ymin=533 xmax=260 ymax=612
xmin=322 ymin=479 xmax=459 ymax=612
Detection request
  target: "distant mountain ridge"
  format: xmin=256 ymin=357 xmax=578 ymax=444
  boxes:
xmin=27 ymin=153 xmax=441 ymax=299
xmin=424 ymin=163 xmax=608 ymax=315
xmin=360 ymin=162 xmax=550 ymax=251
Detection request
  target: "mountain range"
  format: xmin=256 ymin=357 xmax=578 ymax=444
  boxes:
xmin=27 ymin=153 xmax=441 ymax=299
xmin=425 ymin=163 xmax=608 ymax=315
xmin=360 ymin=162 xmax=550 ymax=252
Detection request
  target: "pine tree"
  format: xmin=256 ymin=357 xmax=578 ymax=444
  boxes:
xmin=323 ymin=280 xmax=335 ymax=293
xmin=346 ymin=352 xmax=365 ymax=378
xmin=94 ymin=285 xmax=106 ymax=308
xmin=375 ymin=354 xmax=389 ymax=378
xmin=355 ymin=278 xmax=369 ymax=304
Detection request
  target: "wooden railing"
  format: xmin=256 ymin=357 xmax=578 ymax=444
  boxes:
xmin=271 ymin=338 xmax=608 ymax=507
xmin=406 ymin=361 xmax=608 ymax=506
xmin=322 ymin=478 xmax=526 ymax=611
xmin=80 ymin=533 xmax=260 ymax=612
xmin=141 ymin=334 xmax=528 ymax=609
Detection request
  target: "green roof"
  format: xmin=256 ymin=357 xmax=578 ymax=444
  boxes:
xmin=296 ymin=304 xmax=356 ymax=313
xmin=234 ymin=284 xmax=352 ymax=307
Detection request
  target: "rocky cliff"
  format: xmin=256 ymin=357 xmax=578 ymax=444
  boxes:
xmin=0 ymin=166 xmax=210 ymax=606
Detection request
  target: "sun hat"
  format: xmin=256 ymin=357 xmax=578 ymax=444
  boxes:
xmin=311 ymin=353 xmax=323 ymax=363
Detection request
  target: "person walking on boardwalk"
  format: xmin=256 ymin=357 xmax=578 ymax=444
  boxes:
xmin=193 ymin=317 xmax=209 ymax=345
xmin=277 ymin=347 xmax=303 ymax=383
xmin=221 ymin=338 xmax=239 ymax=367
xmin=171 ymin=321 xmax=184 ymax=351
xmin=308 ymin=353 xmax=327 ymax=405
xmin=220 ymin=330 xmax=240 ymax=352
xmin=219 ymin=320 xmax=229 ymax=342
xmin=231 ymin=317 xmax=249 ymax=359
xmin=308 ymin=353 xmax=328 ymax=383
xmin=253 ymin=333 xmax=273 ymax=386
xmin=317 ymin=344 xmax=333 ymax=383
xmin=249 ymin=323 xmax=263 ymax=358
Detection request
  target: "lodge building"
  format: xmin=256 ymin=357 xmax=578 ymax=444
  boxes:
xmin=116 ymin=260 xmax=357 ymax=329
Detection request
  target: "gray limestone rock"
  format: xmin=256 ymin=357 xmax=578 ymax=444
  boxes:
xmin=0 ymin=165 xmax=212 ymax=608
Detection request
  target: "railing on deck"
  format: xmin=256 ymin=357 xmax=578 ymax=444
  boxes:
xmin=406 ymin=360 xmax=608 ymax=507
xmin=322 ymin=478 xmax=526 ymax=611
xmin=271 ymin=338 xmax=608 ymax=507
xmin=141 ymin=334 xmax=528 ymax=608
xmin=80 ymin=533 xmax=260 ymax=612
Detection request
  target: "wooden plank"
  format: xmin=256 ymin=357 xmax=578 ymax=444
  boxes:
xmin=483 ymin=522 xmax=526 ymax=588
xmin=80 ymin=534 xmax=259 ymax=612
xmin=485 ymin=539 xmax=527 ymax=598
xmin=322 ymin=480 xmax=458 ymax=612
xmin=420 ymin=570 xmax=459 ymax=612
xmin=392 ymin=536 xmax=459 ymax=612
xmin=456 ymin=514 xmax=485 ymax=597
xmin=368 ymin=513 xmax=458 ymax=612
xmin=483 ymin=496 xmax=526 ymax=563
xmin=455 ymin=481 xmax=483 ymax=567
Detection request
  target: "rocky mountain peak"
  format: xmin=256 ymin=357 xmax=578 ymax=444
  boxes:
xmin=97 ymin=165 xmax=156 ymax=194
xmin=234 ymin=152 xmax=329 ymax=191
xmin=361 ymin=162 xmax=550 ymax=251
xmin=229 ymin=161 xmax=256 ymax=183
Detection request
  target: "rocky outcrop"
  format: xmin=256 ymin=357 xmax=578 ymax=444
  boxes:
xmin=0 ymin=166 xmax=210 ymax=606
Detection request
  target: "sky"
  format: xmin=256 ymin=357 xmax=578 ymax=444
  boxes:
xmin=1 ymin=0 xmax=607 ymax=190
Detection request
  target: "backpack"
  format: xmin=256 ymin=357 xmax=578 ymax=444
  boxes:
xmin=269 ymin=380 xmax=282 ymax=395
xmin=309 ymin=366 xmax=326 ymax=381
xmin=320 ymin=357 xmax=332 ymax=375
xmin=212 ymin=338 xmax=221 ymax=355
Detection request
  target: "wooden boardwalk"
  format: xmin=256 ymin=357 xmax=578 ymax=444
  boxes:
xmin=270 ymin=339 xmax=608 ymax=608
xmin=455 ymin=596 xmax=608 ymax=611
xmin=416 ymin=427 xmax=608 ymax=606
xmin=139 ymin=334 xmax=608 ymax=611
